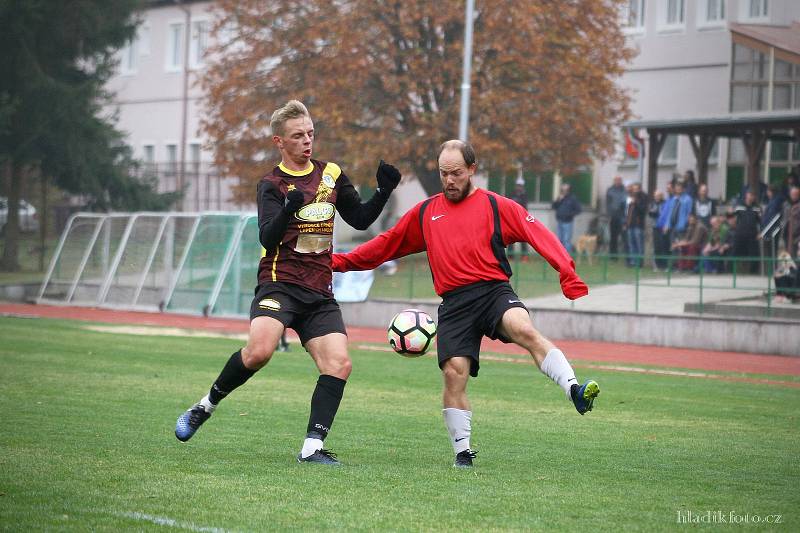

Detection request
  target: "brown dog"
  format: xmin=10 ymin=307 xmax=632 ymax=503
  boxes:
xmin=575 ymin=234 xmax=598 ymax=265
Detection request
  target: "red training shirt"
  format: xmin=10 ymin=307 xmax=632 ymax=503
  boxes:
xmin=332 ymin=188 xmax=588 ymax=299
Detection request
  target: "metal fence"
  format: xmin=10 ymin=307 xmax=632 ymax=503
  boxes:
xmin=37 ymin=212 xmax=799 ymax=320
xmin=37 ymin=212 xmax=260 ymax=317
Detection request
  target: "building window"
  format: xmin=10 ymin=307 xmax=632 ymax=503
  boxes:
xmin=728 ymin=139 xmax=746 ymax=163
xmin=622 ymin=0 xmax=646 ymax=34
xmin=741 ymin=0 xmax=769 ymax=22
xmin=698 ymin=0 xmax=725 ymax=28
xmin=730 ymin=43 xmax=774 ymax=112
xmin=188 ymin=143 xmax=201 ymax=173
xmin=138 ymin=24 xmax=151 ymax=57
xmin=142 ymin=145 xmax=155 ymax=175
xmin=120 ymin=38 xmax=138 ymax=74
xmin=771 ymin=141 xmax=790 ymax=162
xmin=658 ymin=0 xmax=685 ymax=32
xmin=747 ymin=0 xmax=768 ymax=19
xmin=190 ymin=20 xmax=210 ymax=68
xmin=166 ymin=144 xmax=178 ymax=175
xmin=166 ymin=23 xmax=184 ymax=71
xmin=708 ymin=139 xmax=720 ymax=165
xmin=659 ymin=135 xmax=678 ymax=165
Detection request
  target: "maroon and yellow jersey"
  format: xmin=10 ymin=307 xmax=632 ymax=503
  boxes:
xmin=256 ymin=158 xmax=389 ymax=297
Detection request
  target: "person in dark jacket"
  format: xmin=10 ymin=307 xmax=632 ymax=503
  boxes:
xmin=734 ymin=191 xmax=762 ymax=274
xmin=606 ymin=176 xmax=627 ymax=260
xmin=694 ymin=184 xmax=716 ymax=228
xmin=649 ymin=190 xmax=668 ymax=270
xmin=624 ymin=182 xmax=648 ymax=267
xmin=552 ymin=183 xmax=581 ymax=254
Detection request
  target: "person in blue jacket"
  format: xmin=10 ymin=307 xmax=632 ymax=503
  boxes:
xmin=658 ymin=181 xmax=693 ymax=245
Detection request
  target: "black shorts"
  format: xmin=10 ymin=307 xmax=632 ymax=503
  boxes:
xmin=249 ymin=282 xmax=346 ymax=345
xmin=436 ymin=281 xmax=527 ymax=377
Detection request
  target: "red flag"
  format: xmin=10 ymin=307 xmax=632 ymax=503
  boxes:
xmin=624 ymin=130 xmax=640 ymax=159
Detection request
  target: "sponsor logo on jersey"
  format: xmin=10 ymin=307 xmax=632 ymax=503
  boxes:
xmin=322 ymin=173 xmax=336 ymax=189
xmin=525 ymin=214 xmax=535 ymax=223
xmin=296 ymin=202 xmax=335 ymax=222
xmin=258 ymin=298 xmax=281 ymax=311
xmin=431 ymin=214 xmax=445 ymax=221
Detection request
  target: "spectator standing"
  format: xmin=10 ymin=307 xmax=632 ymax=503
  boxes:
xmin=694 ymin=184 xmax=716 ymax=228
xmin=733 ymin=191 xmax=762 ymax=274
xmin=738 ymin=179 xmax=768 ymax=205
xmin=606 ymin=176 xmax=627 ymax=260
xmin=649 ymin=190 xmax=669 ymax=271
xmin=784 ymin=186 xmax=800 ymax=259
xmin=683 ymin=170 xmax=698 ymax=199
xmin=659 ymin=181 xmax=692 ymax=245
xmin=762 ymin=184 xmax=785 ymax=228
xmin=624 ymin=183 xmax=648 ymax=267
xmin=552 ymin=183 xmax=581 ymax=254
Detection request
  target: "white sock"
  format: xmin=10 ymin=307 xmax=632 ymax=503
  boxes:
xmin=199 ymin=394 xmax=217 ymax=413
xmin=443 ymin=408 xmax=472 ymax=454
xmin=300 ymin=437 xmax=324 ymax=458
xmin=541 ymin=348 xmax=578 ymax=400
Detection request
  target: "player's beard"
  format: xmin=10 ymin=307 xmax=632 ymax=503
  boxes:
xmin=443 ymin=179 xmax=472 ymax=203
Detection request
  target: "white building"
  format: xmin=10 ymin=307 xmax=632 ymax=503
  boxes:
xmin=107 ymin=0 xmax=800 ymax=215
xmin=595 ymin=0 xmax=800 ymax=205
xmin=106 ymin=0 xmax=230 ymax=211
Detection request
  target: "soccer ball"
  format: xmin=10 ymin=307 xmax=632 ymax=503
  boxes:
xmin=387 ymin=309 xmax=437 ymax=357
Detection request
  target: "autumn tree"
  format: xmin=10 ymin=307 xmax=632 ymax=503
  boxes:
xmin=202 ymin=0 xmax=633 ymax=202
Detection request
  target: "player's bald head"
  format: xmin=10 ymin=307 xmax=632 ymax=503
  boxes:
xmin=438 ymin=139 xmax=476 ymax=167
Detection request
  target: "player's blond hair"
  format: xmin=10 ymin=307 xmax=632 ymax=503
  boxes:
xmin=270 ymin=100 xmax=310 ymax=137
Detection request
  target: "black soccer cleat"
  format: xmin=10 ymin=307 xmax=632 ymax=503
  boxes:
xmin=175 ymin=403 xmax=212 ymax=442
xmin=454 ymin=449 xmax=478 ymax=468
xmin=297 ymin=449 xmax=341 ymax=466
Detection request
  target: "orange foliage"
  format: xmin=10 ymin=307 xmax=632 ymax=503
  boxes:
xmin=201 ymin=0 xmax=633 ymax=203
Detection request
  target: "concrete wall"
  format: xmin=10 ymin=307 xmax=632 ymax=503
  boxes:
xmin=340 ymin=299 xmax=800 ymax=357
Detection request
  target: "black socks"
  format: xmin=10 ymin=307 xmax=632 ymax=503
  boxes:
xmin=208 ymin=350 xmax=257 ymax=405
xmin=306 ymin=374 xmax=347 ymax=439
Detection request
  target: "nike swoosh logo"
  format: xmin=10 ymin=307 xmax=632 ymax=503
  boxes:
xmin=431 ymin=215 xmax=445 ymax=220
xmin=508 ymin=299 xmax=521 ymax=304
xmin=454 ymin=437 xmax=467 ymax=442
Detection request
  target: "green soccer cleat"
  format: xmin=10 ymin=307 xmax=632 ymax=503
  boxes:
xmin=571 ymin=380 xmax=600 ymax=415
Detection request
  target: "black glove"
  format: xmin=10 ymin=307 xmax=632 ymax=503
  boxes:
xmin=376 ymin=160 xmax=401 ymax=195
xmin=284 ymin=189 xmax=304 ymax=213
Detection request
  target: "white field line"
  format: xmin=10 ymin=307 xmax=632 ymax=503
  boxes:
xmin=114 ymin=511 xmax=230 ymax=533
xmin=355 ymin=345 xmax=800 ymax=387
xmin=83 ymin=324 xmax=249 ymax=341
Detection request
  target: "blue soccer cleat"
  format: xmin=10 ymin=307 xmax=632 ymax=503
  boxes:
xmin=175 ymin=403 xmax=212 ymax=442
xmin=297 ymin=449 xmax=341 ymax=466
xmin=571 ymin=380 xmax=600 ymax=415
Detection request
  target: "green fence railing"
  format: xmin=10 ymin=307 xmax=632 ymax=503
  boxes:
xmin=366 ymin=252 xmax=799 ymax=318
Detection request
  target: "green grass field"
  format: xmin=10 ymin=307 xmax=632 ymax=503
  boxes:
xmin=1 ymin=317 xmax=798 ymax=531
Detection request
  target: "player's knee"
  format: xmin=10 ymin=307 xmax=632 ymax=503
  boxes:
xmin=328 ymin=354 xmax=352 ymax=379
xmin=242 ymin=342 xmax=273 ymax=369
xmin=442 ymin=359 xmax=469 ymax=383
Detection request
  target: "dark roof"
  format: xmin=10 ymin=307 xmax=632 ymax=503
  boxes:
xmin=624 ymin=111 xmax=800 ymax=140
xmin=730 ymin=22 xmax=800 ymax=61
